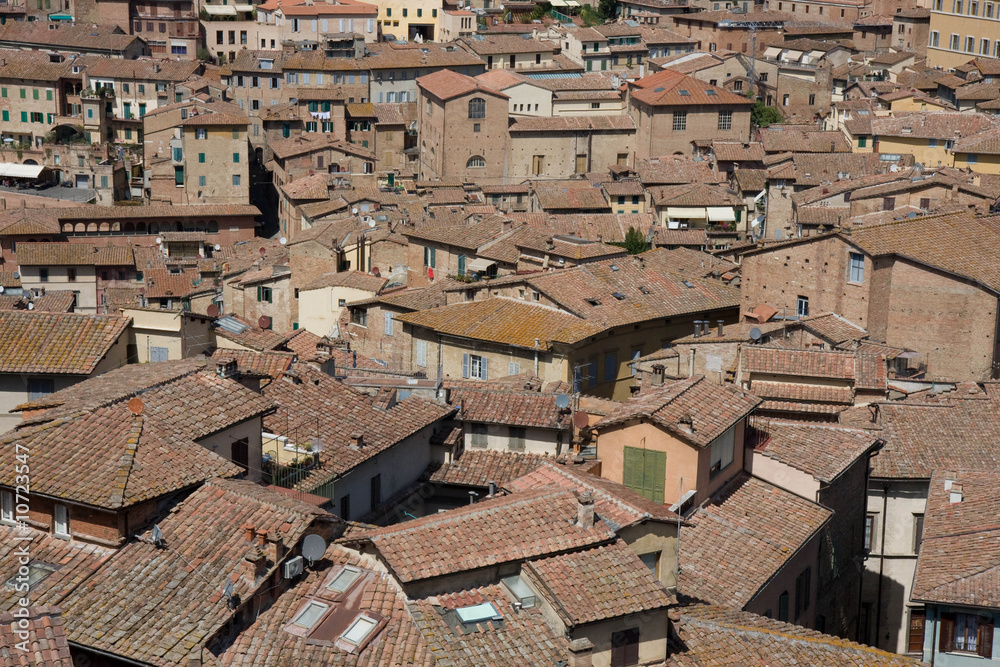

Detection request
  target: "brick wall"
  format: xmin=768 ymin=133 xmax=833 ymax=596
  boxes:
xmin=632 ymin=100 xmax=752 ymax=159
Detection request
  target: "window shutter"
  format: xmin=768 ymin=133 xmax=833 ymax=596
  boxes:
xmin=939 ymin=613 xmax=956 ymax=653
xmin=649 ymin=450 xmax=666 ymax=503
xmin=481 ymin=358 xmax=488 ymax=381
xmin=384 ymin=311 xmax=394 ymax=336
xmin=623 ymin=447 xmax=640 ymax=491
xmin=416 ymin=340 xmax=427 ymax=367
xmin=978 ymin=620 xmax=994 ymax=658
xmin=462 ymin=353 xmax=469 ymax=378
xmin=257 ymin=285 xmax=262 ymax=301
xmin=430 ymin=247 xmax=436 ymax=268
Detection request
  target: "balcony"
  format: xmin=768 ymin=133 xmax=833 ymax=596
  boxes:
xmin=80 ymin=86 xmax=115 ymax=100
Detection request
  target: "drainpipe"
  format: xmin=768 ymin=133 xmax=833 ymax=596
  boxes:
xmin=688 ymin=348 xmax=695 ymax=377
xmin=874 ymin=482 xmax=888 ymax=649
xmin=534 ymin=337 xmax=539 ymax=376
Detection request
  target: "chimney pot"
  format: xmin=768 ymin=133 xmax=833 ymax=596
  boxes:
xmin=256 ymin=529 xmax=268 ymax=547
xmin=241 ymin=545 xmax=266 ymax=584
xmin=717 ymin=319 xmax=724 ymax=337
xmin=350 ymin=432 xmax=364 ymax=449
xmin=265 ymin=536 xmax=282 ymax=563
xmin=577 ymin=491 xmax=595 ymax=528
xmin=243 ymin=523 xmax=255 ymax=542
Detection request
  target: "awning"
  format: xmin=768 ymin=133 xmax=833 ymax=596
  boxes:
xmin=170 ymin=40 xmax=188 ymax=47
xmin=0 ymin=163 xmax=45 ymax=178
xmin=203 ymin=4 xmax=236 ymax=15
xmin=467 ymin=258 xmax=496 ymax=273
xmin=751 ymin=214 xmax=763 ymax=228
xmin=234 ymin=3 xmax=254 ymax=10
xmin=707 ymin=206 xmax=736 ymax=222
xmin=666 ymin=207 xmax=706 ymax=218
xmin=549 ymin=0 xmax=568 ymax=5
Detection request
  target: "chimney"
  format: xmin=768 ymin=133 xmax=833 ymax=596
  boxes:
xmin=241 ymin=545 xmax=266 ymax=585
xmin=488 ymin=480 xmax=498 ymax=497
xmin=243 ymin=523 xmax=255 ymax=542
xmin=256 ymin=529 xmax=268 ymax=548
xmin=577 ymin=491 xmax=595 ymax=528
xmin=717 ymin=319 xmax=724 ymax=337
xmin=688 ymin=348 xmax=695 ymax=377
xmin=651 ymin=363 xmax=665 ymax=386
xmin=265 ymin=535 xmax=283 ymax=564
xmin=350 ymin=432 xmax=364 ymax=449
xmin=546 ymin=237 xmax=555 ymax=250
xmin=693 ymin=320 xmax=701 ymax=337
xmin=567 ymin=638 xmax=595 ymax=667
xmin=678 ymin=414 xmax=694 ymax=434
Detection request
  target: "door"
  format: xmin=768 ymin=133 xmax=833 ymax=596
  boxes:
xmin=611 ymin=628 xmax=640 ymax=667
xmin=75 ymin=174 xmax=89 ymax=188
xmin=149 ymin=346 xmax=169 ymax=362
xmin=231 ymin=438 xmax=249 ymax=475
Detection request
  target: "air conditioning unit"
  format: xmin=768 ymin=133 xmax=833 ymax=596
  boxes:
xmin=283 ymin=556 xmax=304 ymax=579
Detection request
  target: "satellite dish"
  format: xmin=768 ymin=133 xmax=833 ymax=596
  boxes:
xmin=352 ymin=207 xmax=359 ymax=215
xmin=279 ymin=236 xmax=287 ymax=245
xmin=573 ymin=411 xmax=590 ymax=429
xmin=367 ymin=218 xmax=376 ymax=228
xmin=11 ymin=272 xmax=19 ymax=280
xmin=258 ymin=315 xmax=271 ymax=329
xmin=259 ymin=247 xmax=267 ymax=255
xmin=555 ymin=393 xmax=571 ymax=410
xmin=302 ymin=534 xmax=326 ymax=564
xmin=214 ymin=244 xmax=221 ymax=251
xmin=151 ymin=524 xmax=164 ymax=547
xmin=749 ymin=327 xmax=762 ymax=341
xmin=222 ymin=580 xmax=234 ymax=598
xmin=206 ymin=304 xmax=220 ymax=318
xmin=26 ymin=302 xmax=34 ymax=310
xmin=0 ymin=285 xmax=4 ymax=294
xmin=371 ymin=267 xmax=381 ymax=277
xmin=155 ymin=237 xmax=162 ymax=245
xmin=128 ymin=397 xmax=145 ymax=415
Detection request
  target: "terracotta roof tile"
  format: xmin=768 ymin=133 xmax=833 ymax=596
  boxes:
xmin=452 ymin=388 xmax=570 ymax=429
xmin=742 ymin=346 xmax=857 ymax=379
xmin=526 ymin=541 xmax=674 ymax=626
xmin=759 ymin=128 xmax=852 ymax=153
xmin=668 ymin=604 xmax=925 ymax=666
xmin=911 ymin=469 xmax=1000 ymax=607
xmin=0 ymin=607 xmax=73 ymax=667
xmin=426 ymin=449 xmax=548 ymax=487
xmin=678 ymin=474 xmax=832 ymax=608
xmin=631 ymin=68 xmax=754 ymax=106
xmin=0 ymin=312 xmax=129 ymax=374
xmin=211 ymin=348 xmax=294 ymax=378
xmin=61 ymin=479 xmax=324 ymax=664
xmin=599 ymin=376 xmax=761 ymax=447
xmin=354 ymin=488 xmax=615 ymax=583
xmin=753 ymin=419 xmax=879 ymax=482
xmin=416 ymin=69 xmax=507 ymax=102
xmin=532 ymin=186 xmax=611 ymax=211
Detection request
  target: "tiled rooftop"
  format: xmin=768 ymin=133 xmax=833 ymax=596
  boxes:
xmin=742 ymin=346 xmax=857 ymax=379
xmin=451 ymin=387 xmax=571 ymax=429
xmin=0 ymin=312 xmax=130 ymax=375
xmin=753 ymin=419 xmax=879 ymax=483
xmin=350 ymin=488 xmax=614 ymax=583
xmin=0 ymin=607 xmax=73 ymax=667
xmin=426 ymin=449 xmax=549 ymax=487
xmin=678 ymin=474 xmax=832 ymax=608
xmin=599 ymin=376 xmax=761 ymax=448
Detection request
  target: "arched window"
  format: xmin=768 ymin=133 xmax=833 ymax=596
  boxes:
xmin=467 ymin=156 xmax=486 ymax=168
xmin=468 ymin=97 xmax=486 ymax=119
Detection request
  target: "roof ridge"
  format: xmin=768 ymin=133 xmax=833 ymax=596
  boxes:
xmin=109 ymin=415 xmax=143 ymax=509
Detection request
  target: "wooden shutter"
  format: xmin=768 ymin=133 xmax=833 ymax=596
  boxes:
xmin=462 ymin=353 xmax=469 ymax=378
xmin=907 ymin=609 xmax=926 ymax=653
xmin=647 ymin=450 xmax=666 ymax=503
xmin=481 ymin=358 xmax=488 ymax=381
xmin=939 ymin=613 xmax=955 ymax=653
xmin=978 ymin=619 xmax=994 ymax=658
xmin=623 ymin=447 xmax=642 ymax=493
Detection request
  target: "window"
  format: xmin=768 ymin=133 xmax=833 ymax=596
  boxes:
xmin=467 ymin=155 xmax=485 ymax=168
xmin=67 ymin=268 xmax=76 ymax=282
xmin=196 ymin=128 xmax=207 ymax=139
xmin=508 ymin=427 xmax=526 ymax=451
xmin=384 ymin=311 xmax=394 ymax=336
xmin=0 ymin=489 xmax=13 ymax=523
xmin=796 ymin=295 xmax=809 ymax=317
xmin=939 ymin=612 xmax=993 ymax=656
xmin=849 ymin=252 xmax=864 ymax=283
xmin=340 ymin=494 xmax=350 ymax=521
xmin=717 ymin=110 xmax=732 ymax=130
xmin=778 ymin=591 xmax=790 ymax=622
xmin=351 ymin=308 xmax=367 ymax=326
xmin=473 ymin=123 xmax=481 ymax=133
xmin=416 ymin=339 xmax=427 ymax=367
xmin=291 ymin=600 xmax=329 ymax=630
xmin=908 ymin=608 xmax=926 ymax=654
xmin=233 ymin=174 xmax=241 ymax=187
xmin=457 ymin=254 xmax=467 ymax=277
xmin=604 ymin=352 xmax=617 ymax=382
xmin=672 ymin=111 xmax=687 ymax=131
xmin=611 ymin=628 xmax=640 ymax=667
xmin=858 ymin=136 xmax=867 ymax=148
xmin=232 ymin=153 xmax=240 ymax=163
xmin=709 ymin=426 xmax=735 ymax=477
xmin=199 ymin=175 xmax=206 ymax=187
xmin=464 ymin=353 xmax=487 ymax=380
xmin=967 ymin=153 xmax=979 ymax=165
xmin=38 ymin=268 xmax=49 ymax=283
xmin=53 ymin=504 xmax=69 ymax=538
xmin=423 ymin=246 xmax=436 ymax=268
xmin=231 ymin=438 xmax=249 ymax=474
xmin=4 ymin=562 xmax=53 ymax=589
xmin=966 ymin=36 xmax=975 ymax=52
xmin=794 ymin=567 xmax=811 ymax=619
xmin=468 ymin=97 xmax=486 ymax=119
xmin=951 ymin=33 xmax=960 ymax=49
xmin=622 ymin=446 xmax=666 ymax=502
xmin=471 ymin=423 xmax=488 ymax=448
xmin=882 ymin=196 xmax=895 ymax=211
xmin=913 ymin=514 xmax=924 ymax=553
xmin=808 ymin=93 xmax=815 ymax=105
xmin=370 ymin=473 xmax=381 ymax=508
xmin=630 ymin=347 xmax=642 ymax=376
xmin=257 ymin=285 xmax=272 ymax=303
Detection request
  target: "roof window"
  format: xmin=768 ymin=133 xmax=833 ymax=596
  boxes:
xmin=325 ymin=565 xmax=363 ymax=594
xmin=456 ymin=601 xmax=502 ymax=624
xmin=612 ymin=292 xmax=627 ymax=300
xmin=682 ymin=280 xmax=695 ymax=288
xmin=290 ymin=600 xmax=329 ymax=631
xmin=679 ymin=89 xmax=690 ymax=95
xmin=586 ymin=298 xmax=601 ymax=306
xmin=339 ymin=613 xmax=381 ymax=648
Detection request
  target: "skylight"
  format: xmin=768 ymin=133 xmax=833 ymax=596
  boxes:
xmin=325 ymin=566 xmax=363 ymax=594
xmin=653 ymin=86 xmax=666 ymax=92
xmin=456 ymin=601 xmax=502 ymax=624
xmin=4 ymin=562 xmax=54 ymax=590
xmin=341 ymin=614 xmax=379 ymax=646
xmin=291 ymin=600 xmax=329 ymax=630
xmin=586 ymin=298 xmax=601 ymax=306
xmin=706 ymin=89 xmax=717 ymax=95
xmin=679 ymin=89 xmax=690 ymax=96
xmin=612 ymin=292 xmax=627 ymax=300
xmin=682 ymin=280 xmax=695 ymax=288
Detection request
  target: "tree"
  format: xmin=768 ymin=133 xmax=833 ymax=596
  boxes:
xmin=751 ymin=101 xmax=782 ymax=128
xmin=598 ymin=0 xmax=619 ymax=19
xmin=622 ymin=226 xmax=649 ymax=255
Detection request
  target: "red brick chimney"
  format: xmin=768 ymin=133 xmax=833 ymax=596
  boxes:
xmin=256 ymin=529 xmax=268 ymax=548
xmin=567 ymin=638 xmax=594 ymax=667
xmin=265 ymin=535 xmax=283 ymax=564
xmin=243 ymin=523 xmax=255 ymax=542
xmin=241 ymin=545 xmax=266 ymax=585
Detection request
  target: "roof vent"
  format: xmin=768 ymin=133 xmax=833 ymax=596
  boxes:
xmin=455 ymin=601 xmax=502 ymax=624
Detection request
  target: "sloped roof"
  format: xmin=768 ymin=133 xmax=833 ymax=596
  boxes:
xmin=630 ymin=68 xmax=753 ymax=106
xmin=598 ymin=376 xmax=761 ymax=447
xmin=426 ymin=449 xmax=549 ymax=488
xmin=753 ymin=419 xmax=879 ymax=483
xmin=417 ymin=68 xmax=507 ymax=102
xmin=0 ymin=312 xmax=130 ymax=375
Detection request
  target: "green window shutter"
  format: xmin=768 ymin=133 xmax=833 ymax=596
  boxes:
xmin=19 ymin=88 xmax=25 ymax=98
xmin=458 ymin=254 xmax=466 ymax=276
xmin=32 ymin=89 xmax=38 ymax=100
xmin=1 ymin=87 xmax=7 ymax=97
xmin=198 ymin=153 xmax=205 ymax=163
xmin=20 ymin=111 xmax=26 ymax=122
xmin=233 ymin=153 xmax=239 ymax=163
xmin=46 ymin=90 xmax=52 ymax=101
xmin=648 ymin=450 xmax=666 ymax=503
xmin=623 ymin=446 xmax=642 ymax=494
xmin=1 ymin=111 xmax=7 ymax=121
xmin=257 ymin=285 xmax=262 ymax=301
